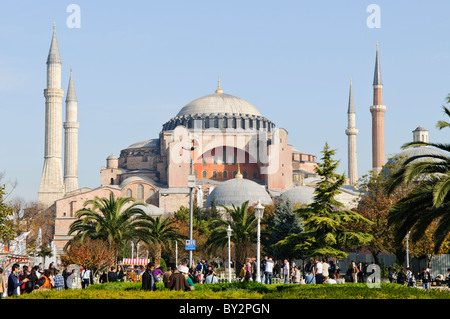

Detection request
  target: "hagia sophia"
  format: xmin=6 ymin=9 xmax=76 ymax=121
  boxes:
xmin=36 ymin=27 xmax=439 ymax=260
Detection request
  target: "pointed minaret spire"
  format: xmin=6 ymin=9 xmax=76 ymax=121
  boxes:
xmin=373 ymin=42 xmax=382 ymax=86
xmin=64 ymin=68 xmax=79 ymax=193
xmin=348 ymin=78 xmax=355 ymax=113
xmin=370 ymin=42 xmax=386 ymax=174
xmin=47 ymin=23 xmax=61 ymax=65
xmin=66 ymin=68 xmax=77 ymax=102
xmin=346 ymin=78 xmax=358 ymax=186
xmin=39 ymin=25 xmax=65 ymax=207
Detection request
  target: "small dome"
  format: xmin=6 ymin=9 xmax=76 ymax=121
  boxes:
xmin=280 ymin=186 xmax=315 ymax=205
xmin=135 ymin=204 xmax=164 ymax=216
xmin=204 ymin=178 xmax=272 ymax=208
xmin=176 ymin=93 xmax=261 ymax=117
xmin=107 ymin=154 xmax=118 ymax=160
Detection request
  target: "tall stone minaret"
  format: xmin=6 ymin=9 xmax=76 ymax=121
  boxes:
xmin=345 ymin=78 xmax=358 ymax=186
xmin=370 ymin=42 xmax=386 ymax=174
xmin=63 ymin=69 xmax=79 ymax=193
xmin=38 ymin=25 xmax=65 ymax=208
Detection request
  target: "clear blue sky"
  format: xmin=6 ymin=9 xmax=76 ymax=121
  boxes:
xmin=0 ymin=1 xmax=449 ymax=203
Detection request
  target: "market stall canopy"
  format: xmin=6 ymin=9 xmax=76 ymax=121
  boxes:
xmin=122 ymin=258 xmax=150 ymax=265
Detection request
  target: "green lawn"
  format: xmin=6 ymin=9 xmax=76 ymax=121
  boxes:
xmin=10 ymin=281 xmax=450 ymax=299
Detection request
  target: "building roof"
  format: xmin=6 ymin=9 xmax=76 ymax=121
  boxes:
xmin=280 ymin=185 xmax=315 ymax=205
xmin=176 ymin=92 xmax=261 ymax=117
xmin=126 ymin=139 xmax=160 ymax=149
xmin=204 ymin=177 xmax=272 ymax=208
xmin=134 ymin=204 xmax=164 ymax=216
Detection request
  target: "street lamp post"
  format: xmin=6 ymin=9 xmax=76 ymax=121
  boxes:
xmin=183 ymin=141 xmax=196 ymax=268
xmin=254 ymin=201 xmax=265 ymax=283
xmin=227 ymin=225 xmax=232 ymax=283
xmin=406 ymin=231 xmax=410 ymax=268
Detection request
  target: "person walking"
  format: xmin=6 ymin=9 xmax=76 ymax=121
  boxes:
xmin=389 ymin=269 xmax=397 ymax=283
xmin=142 ymin=262 xmax=157 ymax=291
xmin=53 ymin=269 xmax=65 ymax=291
xmin=291 ymin=266 xmax=301 ymax=284
xmin=163 ymin=267 xmax=173 ymax=288
xmin=314 ymin=258 xmax=323 ymax=284
xmin=0 ymin=268 xmax=6 ymax=298
xmin=322 ymin=259 xmax=330 ymax=283
xmin=283 ymin=260 xmax=290 ymax=284
xmin=168 ymin=265 xmax=193 ymax=291
xmin=116 ymin=265 xmax=124 ymax=282
xmin=260 ymin=256 xmax=267 ymax=283
xmin=37 ymin=269 xmax=52 ymax=291
xmin=419 ymin=268 xmax=431 ymax=290
xmin=108 ymin=266 xmax=118 ymax=282
xmin=7 ymin=263 xmax=29 ymax=297
xmin=350 ymin=261 xmax=359 ymax=283
xmin=264 ymin=257 xmax=274 ymax=284
xmin=80 ymin=268 xmax=92 ymax=289
xmin=205 ymin=270 xmax=218 ymax=284
xmin=305 ymin=269 xmax=316 ymax=284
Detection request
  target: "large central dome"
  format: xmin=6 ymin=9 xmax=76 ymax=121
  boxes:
xmin=176 ymin=92 xmax=261 ymax=117
xmin=161 ymin=82 xmax=275 ymax=132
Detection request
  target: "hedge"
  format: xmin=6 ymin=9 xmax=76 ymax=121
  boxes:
xmin=9 ymin=282 xmax=450 ymax=299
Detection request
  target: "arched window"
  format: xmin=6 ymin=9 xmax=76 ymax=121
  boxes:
xmin=202 ymin=170 xmax=207 ymax=178
xmin=126 ymin=189 xmax=132 ymax=198
xmin=222 ymin=170 xmax=228 ymax=179
xmin=233 ymin=171 xmax=237 ymax=178
xmin=137 ymin=184 xmax=144 ymax=199
xmin=243 ymin=171 xmax=248 ymax=178
xmin=253 ymin=171 xmax=258 ymax=179
xmin=212 ymin=170 xmax=218 ymax=179
xmin=110 ymin=178 xmax=114 ymax=185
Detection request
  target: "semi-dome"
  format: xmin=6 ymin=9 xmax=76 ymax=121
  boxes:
xmin=204 ymin=177 xmax=273 ymax=208
xmin=280 ymin=185 xmax=315 ymax=205
xmin=177 ymin=93 xmax=261 ymax=117
xmin=135 ymin=204 xmax=164 ymax=216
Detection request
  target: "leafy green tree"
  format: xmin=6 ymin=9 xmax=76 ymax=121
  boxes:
xmin=276 ymin=143 xmax=373 ymax=259
xmin=354 ymin=158 xmax=413 ymax=265
xmin=205 ymin=201 xmax=256 ymax=271
xmin=67 ymin=192 xmax=147 ymax=263
xmin=386 ymin=103 xmax=450 ymax=253
xmin=265 ymin=198 xmax=304 ymax=261
xmin=134 ymin=215 xmax=185 ymax=267
xmin=0 ymin=185 xmax=15 ymax=247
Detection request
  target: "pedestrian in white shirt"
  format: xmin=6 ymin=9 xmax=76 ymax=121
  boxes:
xmin=283 ymin=260 xmax=290 ymax=284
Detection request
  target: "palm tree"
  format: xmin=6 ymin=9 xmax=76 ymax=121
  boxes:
xmin=205 ymin=201 xmax=257 ymax=272
xmin=134 ymin=215 xmax=185 ymax=267
xmin=386 ymin=103 xmax=450 ymax=253
xmin=67 ymin=192 xmax=147 ymax=263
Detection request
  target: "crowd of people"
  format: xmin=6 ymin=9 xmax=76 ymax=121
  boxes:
xmin=2 ymin=258 xmax=449 ymax=297
xmin=0 ymin=261 xmax=75 ymax=298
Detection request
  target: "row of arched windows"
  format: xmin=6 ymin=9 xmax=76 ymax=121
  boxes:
xmin=125 ymin=184 xmax=156 ymax=199
xmin=197 ymin=170 xmax=258 ymax=179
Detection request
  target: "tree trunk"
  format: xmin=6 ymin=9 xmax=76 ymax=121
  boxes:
xmin=155 ymin=244 xmax=162 ymax=267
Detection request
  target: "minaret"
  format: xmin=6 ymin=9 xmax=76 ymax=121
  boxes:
xmin=63 ymin=68 xmax=79 ymax=193
xmin=345 ymin=78 xmax=358 ymax=186
xmin=370 ymin=42 xmax=386 ymax=174
xmin=38 ymin=25 xmax=65 ymax=208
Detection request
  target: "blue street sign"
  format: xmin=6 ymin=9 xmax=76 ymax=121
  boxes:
xmin=185 ymin=240 xmax=196 ymax=250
